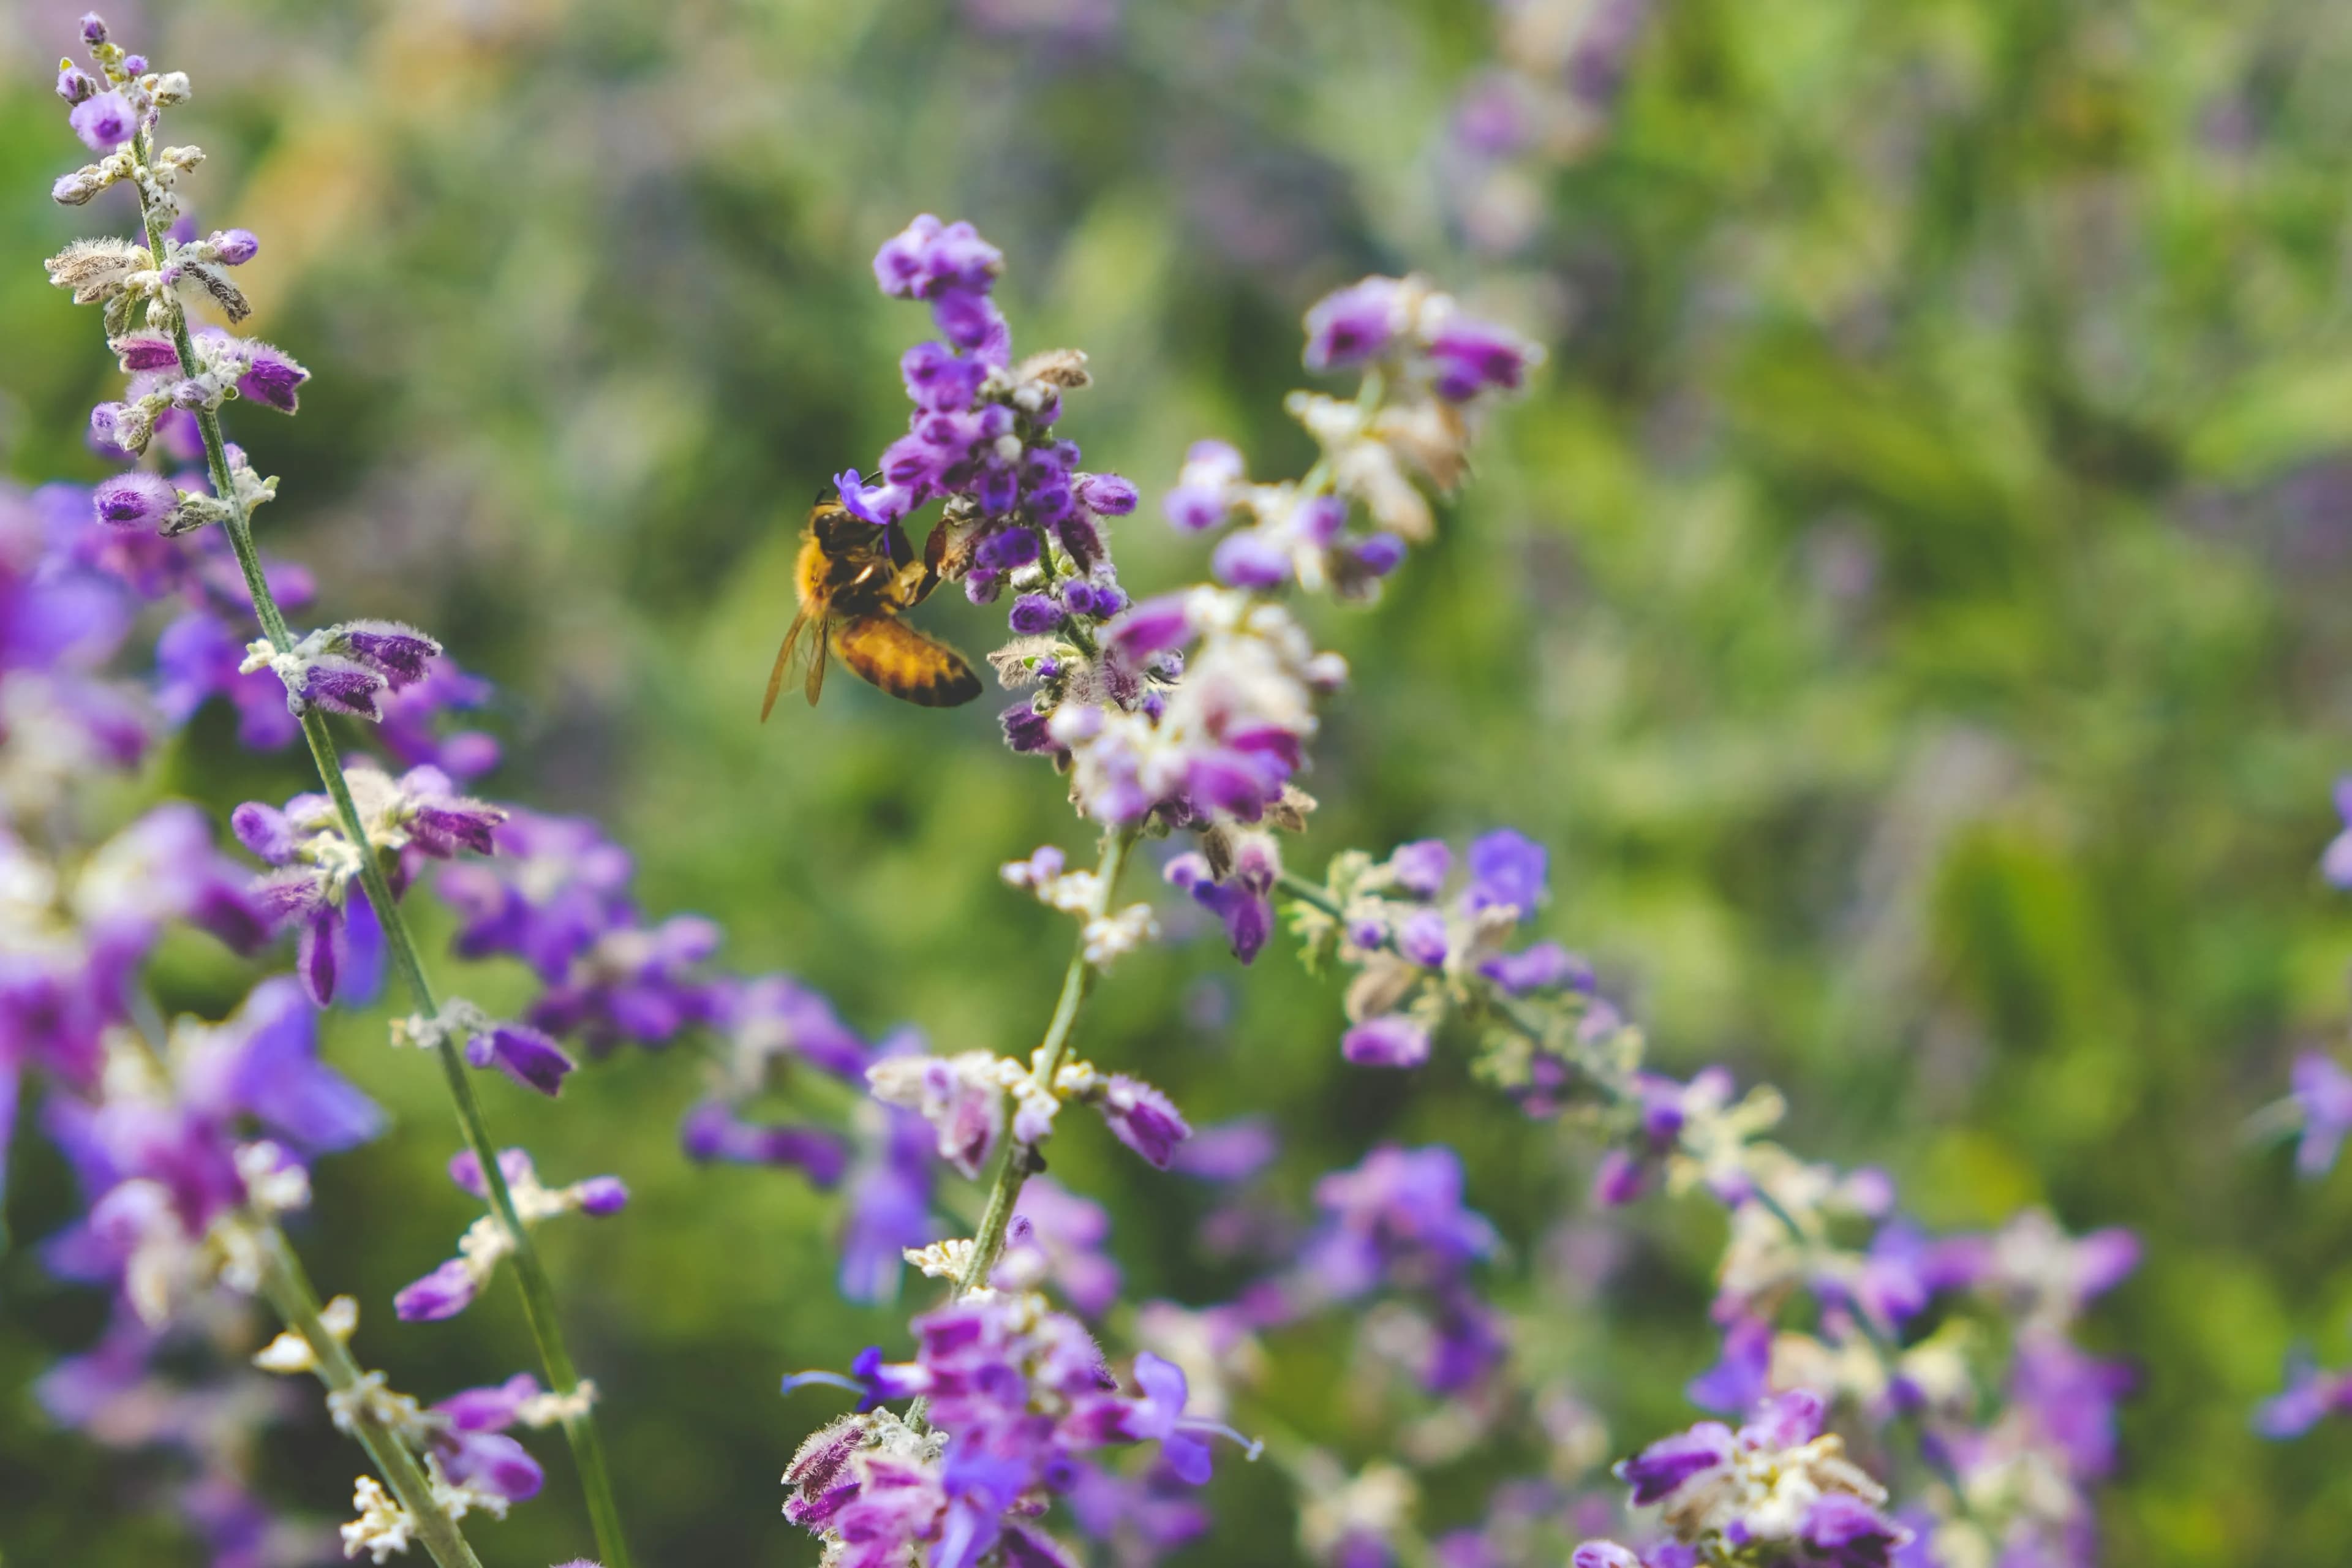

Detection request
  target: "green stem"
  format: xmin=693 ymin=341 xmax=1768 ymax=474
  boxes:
xmin=905 ymin=827 xmax=1136 ymax=1428
xmin=252 ymin=1224 xmax=486 ymax=1568
xmin=128 ymin=132 xmax=633 ymax=1568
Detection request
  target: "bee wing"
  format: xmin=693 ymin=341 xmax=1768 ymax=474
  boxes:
xmin=762 ymin=612 xmax=807 ymax=723
xmin=805 ymin=622 xmax=830 ymax=707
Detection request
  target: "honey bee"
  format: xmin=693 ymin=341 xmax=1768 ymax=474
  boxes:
xmin=761 ymin=495 xmax=984 ymax=717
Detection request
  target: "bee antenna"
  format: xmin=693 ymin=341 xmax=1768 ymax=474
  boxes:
xmin=812 ymin=483 xmax=837 ymax=507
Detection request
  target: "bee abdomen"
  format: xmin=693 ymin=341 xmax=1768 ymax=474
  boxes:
xmin=833 ymin=617 xmax=983 ymax=708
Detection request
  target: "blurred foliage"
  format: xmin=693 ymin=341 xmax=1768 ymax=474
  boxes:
xmin=7 ymin=0 xmax=2352 ymax=1562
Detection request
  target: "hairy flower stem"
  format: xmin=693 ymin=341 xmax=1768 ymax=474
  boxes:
xmin=905 ymin=827 xmax=1136 ymax=1428
xmin=252 ymin=1223 xmax=486 ymax=1568
xmin=128 ymin=132 xmax=635 ymax=1568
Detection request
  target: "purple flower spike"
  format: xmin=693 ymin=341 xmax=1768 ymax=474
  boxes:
xmin=69 ymin=91 xmax=135 ymax=152
xmin=1094 ymin=1075 xmax=1191 ymax=1169
xmin=393 ymin=1257 xmax=480 ymax=1322
xmin=91 ymin=473 xmax=176 ymax=530
xmin=465 ymin=1023 xmax=577 ymax=1097
xmin=1342 ymin=1014 xmax=1430 ymax=1069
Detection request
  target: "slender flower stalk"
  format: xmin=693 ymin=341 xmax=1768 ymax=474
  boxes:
xmin=950 ymin=828 xmax=1136 ymax=1300
xmin=100 ymin=94 xmax=635 ymax=1568
xmin=250 ymin=1224 xmax=487 ymax=1568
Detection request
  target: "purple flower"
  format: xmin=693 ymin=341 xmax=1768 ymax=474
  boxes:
xmin=839 ymin=1100 xmax=937 ymax=1302
xmin=1463 ymin=828 xmax=1547 ymax=918
xmin=1076 ymin=473 xmax=1137 ymax=515
xmin=1341 ymin=1014 xmax=1430 ymax=1069
xmin=679 ymin=1099 xmax=849 ymax=1186
xmin=994 ymin=1178 xmax=1121 ymax=1316
xmin=903 ymin=341 xmax=990 ymax=412
xmin=154 ymin=612 xmax=300 ymax=748
xmin=1396 ymin=909 xmax=1449 ymax=967
xmin=1169 ymin=1115 xmax=1278 ymax=1183
xmin=2324 ymin=776 xmax=2352 ymax=887
xmin=873 ymin=214 xmax=1005 ymax=301
xmin=835 ymin=467 xmax=911 ymax=527
xmin=2256 ymin=1355 xmax=2352 ymax=1438
xmin=1801 ymin=1495 xmax=1906 ymax=1567
xmin=332 ymin=620 xmax=442 ymax=689
xmin=2292 ymin=1052 xmax=2352 ymax=1177
xmin=1687 ymin=1316 xmax=1772 ymax=1414
xmin=1389 ymin=840 xmax=1452 ymax=897
xmin=212 ymin=229 xmax=260 ymax=266
xmin=1570 ymin=1547 xmax=1643 ymax=1568
xmin=1303 ymin=279 xmax=1406 ymax=372
xmin=1478 ymin=941 xmax=1588 ymax=995
xmin=1210 ymin=529 xmax=1291 ymax=589
xmin=998 ymin=592 xmax=1060 ymax=641
xmin=56 ymin=64 xmax=96 ymax=104
xmin=1425 ymin=318 xmax=1539 ymax=401
xmin=439 ymin=810 xmax=634 ymax=981
xmin=394 ymin=1257 xmax=480 ymax=1322
xmin=1354 ymin=532 xmax=1406 ymax=576
xmin=69 ymin=91 xmax=135 ymax=152
xmin=1618 ymin=1421 xmax=1736 ymax=1504
xmin=1092 ymin=1074 xmax=1190 ymax=1169
xmin=464 ymin=1023 xmax=577 ymax=1097
xmin=112 ymin=333 xmax=181 ymax=372
xmin=91 ymin=472 xmax=177 ymax=530
xmin=234 ymin=343 xmax=308 ymax=413
xmin=527 ymin=913 xmax=722 ymax=1053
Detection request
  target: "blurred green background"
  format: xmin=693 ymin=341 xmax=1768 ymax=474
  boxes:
xmin=6 ymin=0 xmax=2352 ymax=1562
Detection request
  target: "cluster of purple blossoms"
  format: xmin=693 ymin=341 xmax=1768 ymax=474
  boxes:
xmin=32 ymin=19 xmax=644 ymax=1560
xmin=2252 ymin=778 xmax=2352 ymax=1443
xmin=864 ymin=1045 xmax=1191 ymax=1182
xmin=782 ymin=1287 xmax=1253 ymax=1568
xmin=1276 ymin=824 xmax=2141 ymax=1567
xmin=1440 ymin=0 xmax=1657 ymax=255
xmin=437 ymin=809 xmax=726 ymax=1055
xmin=233 ymin=763 xmax=502 ymax=1007
xmin=1294 ymin=829 xmax=1591 ymax=1069
xmin=1257 ymin=1145 xmax=1509 ymax=1397
xmin=845 ymin=214 xmax=1140 ymax=624
xmin=1578 ymin=1390 xmax=1907 ymax=1568
xmin=394 ymin=1148 xmax=628 ymax=1322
